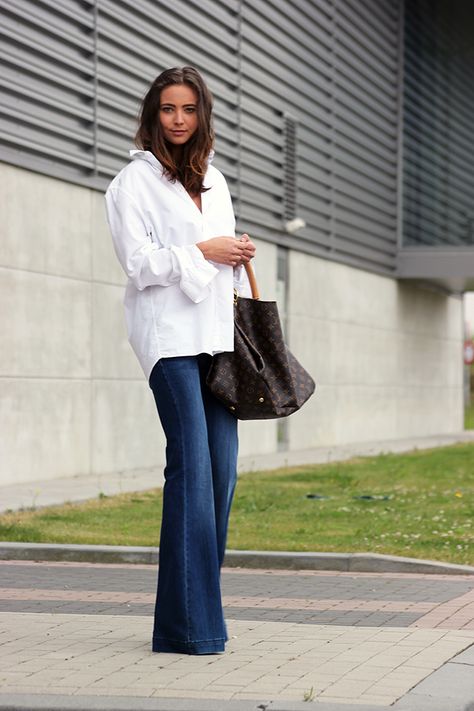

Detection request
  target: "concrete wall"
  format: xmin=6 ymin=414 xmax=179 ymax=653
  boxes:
xmin=0 ymin=164 xmax=464 ymax=486
xmin=287 ymin=253 xmax=464 ymax=450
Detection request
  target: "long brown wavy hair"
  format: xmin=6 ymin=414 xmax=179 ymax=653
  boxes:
xmin=135 ymin=66 xmax=214 ymax=195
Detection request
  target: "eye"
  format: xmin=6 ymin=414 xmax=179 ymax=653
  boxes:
xmin=160 ymin=106 xmax=173 ymax=113
xmin=184 ymin=107 xmax=196 ymax=113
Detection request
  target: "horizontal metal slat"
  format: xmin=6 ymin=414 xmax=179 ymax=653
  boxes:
xmin=336 ymin=226 xmax=397 ymax=257
xmin=2 ymin=44 xmax=93 ymax=98
xmin=334 ymin=61 xmax=397 ymax=118
xmin=297 ymin=189 xmax=332 ymax=217
xmin=403 ymin=213 xmax=468 ymax=246
xmin=298 ymin=131 xmax=333 ymax=161
xmin=403 ymin=174 xmax=473 ymax=216
xmin=335 ymin=162 xmax=395 ymax=204
xmin=335 ymin=207 xmax=395 ymax=243
xmin=404 ymin=91 xmax=474 ymax=149
xmin=404 ymin=157 xmax=473 ymax=205
xmin=404 ymin=200 xmax=469 ymax=239
xmin=188 ymin=0 xmax=239 ymax=25
xmin=404 ymin=78 xmax=474 ymax=137
xmin=335 ymin=88 xmax=397 ymax=146
xmin=99 ymin=0 xmax=238 ymax=70
xmin=334 ymin=235 xmax=396 ymax=269
xmin=240 ymin=96 xmax=284 ymax=132
xmin=404 ymin=120 xmax=474 ymax=182
xmin=244 ymin=0 xmax=333 ymax=58
xmin=335 ymin=191 xmax=396 ymax=229
xmin=240 ymin=167 xmax=283 ymax=200
xmin=240 ymin=134 xmax=282 ymax=164
xmin=336 ymin=10 xmax=398 ymax=73
xmin=238 ymin=200 xmax=283 ymax=231
xmin=243 ymin=89 xmax=333 ymax=140
xmin=239 ymin=152 xmax=282 ymax=183
xmin=33 ymin=0 xmax=93 ymax=28
xmin=242 ymin=16 xmax=333 ymax=86
xmin=0 ymin=75 xmax=94 ymax=122
xmin=340 ymin=0 xmax=398 ymax=47
xmin=335 ymin=42 xmax=397 ymax=99
xmin=0 ymin=145 xmax=106 ymax=191
xmin=298 ymin=157 xmax=332 ymax=186
xmin=335 ymin=188 xmax=395 ymax=226
xmin=0 ymin=127 xmax=95 ymax=169
xmin=334 ymin=139 xmax=397 ymax=184
xmin=240 ymin=55 xmax=332 ymax=122
xmin=335 ymin=74 xmax=397 ymax=127
xmin=126 ymin=0 xmax=239 ymax=32
xmin=404 ymin=40 xmax=473 ymax=105
xmin=241 ymin=115 xmax=283 ymax=149
xmin=402 ymin=177 xmax=473 ymax=221
xmin=0 ymin=103 xmax=92 ymax=145
xmin=0 ymin=22 xmax=94 ymax=75
xmin=210 ymin=144 xmax=239 ymax=169
xmin=334 ymin=107 xmax=397 ymax=158
xmin=298 ymin=212 xmax=334 ymax=236
xmin=405 ymin=62 xmax=472 ymax=116
xmin=98 ymin=25 xmax=237 ymax=87
xmin=1 ymin=0 xmax=94 ymax=51
xmin=106 ymin=0 xmax=239 ymax=41
xmin=404 ymin=147 xmax=474 ymax=203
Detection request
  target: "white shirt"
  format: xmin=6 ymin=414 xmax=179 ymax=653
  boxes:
xmin=105 ymin=150 xmax=247 ymax=380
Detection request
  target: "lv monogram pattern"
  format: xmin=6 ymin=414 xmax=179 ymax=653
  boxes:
xmin=206 ymin=297 xmax=316 ymax=420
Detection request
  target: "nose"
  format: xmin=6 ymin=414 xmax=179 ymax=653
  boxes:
xmin=174 ymin=111 xmax=185 ymax=125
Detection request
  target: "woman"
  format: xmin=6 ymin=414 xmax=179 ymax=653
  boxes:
xmin=105 ymin=66 xmax=255 ymax=655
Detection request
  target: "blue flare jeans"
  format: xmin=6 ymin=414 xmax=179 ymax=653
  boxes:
xmin=148 ymin=353 xmax=238 ymax=654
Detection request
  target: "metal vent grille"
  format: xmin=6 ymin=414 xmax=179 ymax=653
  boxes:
xmin=283 ymin=114 xmax=297 ymax=221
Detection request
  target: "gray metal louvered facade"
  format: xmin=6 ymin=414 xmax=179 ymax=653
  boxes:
xmin=1 ymin=0 xmax=473 ymax=287
xmin=237 ymin=0 xmax=400 ymax=274
xmin=397 ymin=0 xmax=474 ymax=291
xmin=0 ymin=0 xmax=98 ymax=185
xmin=403 ymin=0 xmax=474 ymax=248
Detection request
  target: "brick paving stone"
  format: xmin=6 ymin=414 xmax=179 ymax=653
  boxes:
xmin=1 ymin=560 xmax=474 ymax=708
xmin=3 ymin=562 xmax=474 ymax=601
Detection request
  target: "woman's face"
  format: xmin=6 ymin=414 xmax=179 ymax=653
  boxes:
xmin=159 ymin=84 xmax=198 ymax=145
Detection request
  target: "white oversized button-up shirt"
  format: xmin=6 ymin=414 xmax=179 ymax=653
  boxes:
xmin=105 ymin=150 xmax=247 ymax=380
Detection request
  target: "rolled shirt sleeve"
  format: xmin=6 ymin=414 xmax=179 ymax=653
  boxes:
xmin=105 ymin=187 xmax=218 ymax=302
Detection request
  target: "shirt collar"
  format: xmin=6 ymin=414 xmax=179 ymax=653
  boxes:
xmin=129 ymin=149 xmax=163 ymax=170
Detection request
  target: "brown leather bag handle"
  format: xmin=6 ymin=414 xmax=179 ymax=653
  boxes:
xmin=244 ymin=262 xmax=260 ymax=300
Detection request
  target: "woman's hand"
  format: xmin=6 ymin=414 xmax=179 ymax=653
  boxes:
xmin=196 ymin=234 xmax=256 ymax=267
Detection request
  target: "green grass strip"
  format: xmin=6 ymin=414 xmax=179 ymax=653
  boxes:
xmin=1 ymin=442 xmax=473 ymax=565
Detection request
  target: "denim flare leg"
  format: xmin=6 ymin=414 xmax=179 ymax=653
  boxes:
xmin=149 ymin=354 xmax=238 ymax=654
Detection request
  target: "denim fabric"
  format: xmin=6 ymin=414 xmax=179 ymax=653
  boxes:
xmin=149 ymin=354 xmax=238 ymax=654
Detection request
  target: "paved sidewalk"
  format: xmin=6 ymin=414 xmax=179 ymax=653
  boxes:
xmin=1 ymin=560 xmax=474 ymax=710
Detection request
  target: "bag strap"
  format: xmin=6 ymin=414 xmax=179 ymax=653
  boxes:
xmin=244 ymin=262 xmax=260 ymax=300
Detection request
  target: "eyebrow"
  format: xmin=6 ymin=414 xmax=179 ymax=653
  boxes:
xmin=160 ymin=102 xmax=197 ymax=107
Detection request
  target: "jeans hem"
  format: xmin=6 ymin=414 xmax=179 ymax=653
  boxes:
xmin=152 ymin=637 xmax=226 ymax=655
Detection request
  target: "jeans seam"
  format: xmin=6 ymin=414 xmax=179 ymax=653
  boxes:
xmin=159 ymin=361 xmax=191 ymax=644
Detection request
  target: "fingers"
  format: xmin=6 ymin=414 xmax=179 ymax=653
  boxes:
xmin=237 ymin=234 xmax=256 ymax=260
xmin=200 ymin=235 xmax=256 ymax=266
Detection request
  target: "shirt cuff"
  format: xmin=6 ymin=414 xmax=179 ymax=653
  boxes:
xmin=233 ymin=264 xmax=252 ymax=298
xmin=172 ymin=244 xmax=219 ymax=303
